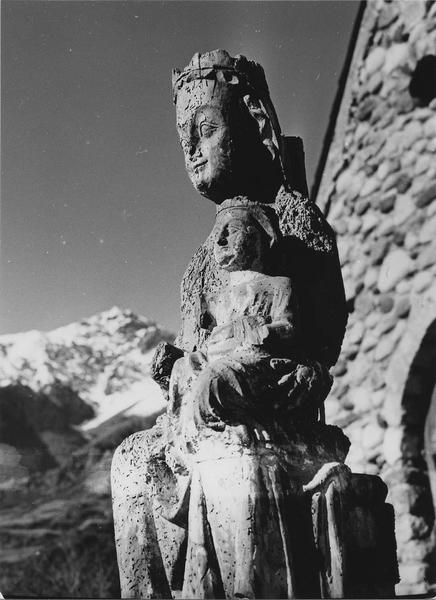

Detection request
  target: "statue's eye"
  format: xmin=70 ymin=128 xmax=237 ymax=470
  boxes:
xmin=199 ymin=123 xmax=216 ymax=137
xmin=180 ymin=138 xmax=190 ymax=152
xmin=228 ymin=224 xmax=243 ymax=235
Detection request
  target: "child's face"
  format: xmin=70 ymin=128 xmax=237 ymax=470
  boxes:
xmin=213 ymin=210 xmax=266 ymax=272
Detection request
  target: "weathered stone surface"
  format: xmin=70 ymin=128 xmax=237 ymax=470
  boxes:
xmin=348 ymin=386 xmax=372 ymax=413
xmin=412 ymin=270 xmax=433 ymax=292
xmin=379 ymin=294 xmax=394 ymax=313
xmin=394 ymin=173 xmax=412 ymax=194
xmin=362 ymin=422 xmax=385 ymax=449
xmin=374 ymin=332 xmax=398 ymax=362
xmin=362 ymin=212 xmax=379 ymax=234
xmin=377 ymin=314 xmax=397 ymax=336
xmin=365 ymin=46 xmax=386 ymax=75
xmin=423 ymin=114 xmax=436 ymax=138
xmin=376 ymin=216 xmax=395 ymax=237
xmin=377 ymin=249 xmax=414 ymax=292
xmin=319 ymin=0 xmax=436 ymax=577
xmin=379 ymin=193 xmax=396 ymax=213
xmin=355 ymin=197 xmax=370 ymax=216
xmin=347 ymin=321 xmax=365 ymax=345
xmin=398 ymin=563 xmax=429 ymax=587
xmin=377 ymin=5 xmax=398 ymax=29
xmin=372 ymin=389 xmax=385 ymax=408
xmin=416 ymin=182 xmax=436 ymax=208
xmin=356 ymin=96 xmax=378 ymax=121
xmin=401 ymin=0 xmax=425 ymax=27
xmin=112 ymin=49 xmax=400 ymax=600
xmin=337 ymin=238 xmax=350 ymax=265
xmin=361 ymin=331 xmax=379 ymax=353
xmin=418 ymin=213 xmax=436 ymax=243
xmin=317 ymin=9 xmax=436 ymax=594
xmin=381 ymin=171 xmax=400 ymax=193
xmin=382 ymin=387 xmax=404 ymax=424
xmin=351 ymin=258 xmax=366 ymax=279
xmin=394 ymin=295 xmax=411 ymax=319
xmin=363 ymin=267 xmax=378 ymax=289
xmin=377 ymin=159 xmax=400 ymax=181
xmin=395 ymin=278 xmax=412 ymax=295
xmin=355 ymin=290 xmax=375 ymax=316
xmin=347 ymin=215 xmax=361 ymax=234
xmin=428 ymin=195 xmax=436 ymax=215
xmin=404 ymin=230 xmax=419 ymax=250
xmin=393 ymin=194 xmax=415 ymax=226
xmin=335 ymin=169 xmax=355 ymax=196
xmin=416 ymin=242 xmax=436 ymax=270
xmin=413 ymin=154 xmax=432 ymax=176
xmin=360 ymin=177 xmax=380 ymax=198
xmin=366 ymin=70 xmax=383 ymax=95
xmin=395 ymin=514 xmax=431 ymax=545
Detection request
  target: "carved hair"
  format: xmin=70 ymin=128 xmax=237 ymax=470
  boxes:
xmin=173 ymin=49 xmax=285 ymax=175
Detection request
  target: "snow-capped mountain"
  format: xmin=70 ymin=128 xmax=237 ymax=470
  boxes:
xmin=0 ymin=307 xmax=174 ymax=431
xmin=0 ymin=308 xmax=175 ymax=595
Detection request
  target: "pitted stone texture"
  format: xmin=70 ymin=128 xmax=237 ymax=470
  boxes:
xmin=314 ymin=1 xmax=436 ymax=595
xmin=175 ymin=189 xmax=347 ymax=368
xmin=113 ymin=48 xmax=355 ymax=600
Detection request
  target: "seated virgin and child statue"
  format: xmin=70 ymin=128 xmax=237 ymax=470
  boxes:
xmin=111 ymin=50 xmax=398 ymax=599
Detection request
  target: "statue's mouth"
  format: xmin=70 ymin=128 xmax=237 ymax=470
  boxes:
xmin=192 ymin=160 xmax=207 ymax=172
xmin=215 ymin=250 xmax=235 ymax=266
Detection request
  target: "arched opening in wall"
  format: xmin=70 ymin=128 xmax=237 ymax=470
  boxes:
xmin=424 ymin=375 xmax=436 ymax=588
xmin=425 ymin=386 xmax=436 ymax=524
xmin=401 ymin=319 xmax=436 ymax=587
xmin=409 ymin=55 xmax=436 ymax=107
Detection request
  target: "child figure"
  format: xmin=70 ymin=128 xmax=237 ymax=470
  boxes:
xmin=161 ymin=199 xmax=310 ymax=598
xmin=168 ymin=198 xmax=300 ymax=436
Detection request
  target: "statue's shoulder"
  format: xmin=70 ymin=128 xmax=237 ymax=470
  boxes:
xmin=274 ymin=188 xmax=347 ymax=366
xmin=275 ymin=188 xmax=335 ymax=253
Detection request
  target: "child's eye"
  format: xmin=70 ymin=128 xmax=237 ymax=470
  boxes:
xmin=199 ymin=123 xmax=216 ymax=137
xmin=228 ymin=225 xmax=244 ymax=234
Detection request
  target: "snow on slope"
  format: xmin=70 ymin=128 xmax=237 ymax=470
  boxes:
xmin=0 ymin=307 xmax=174 ymax=428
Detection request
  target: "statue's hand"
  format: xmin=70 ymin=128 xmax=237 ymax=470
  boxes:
xmin=233 ymin=315 xmax=270 ymax=345
xmin=271 ymin=359 xmax=332 ymax=411
xmin=207 ymin=323 xmax=238 ymax=361
xmin=208 ymin=322 xmax=235 ymax=343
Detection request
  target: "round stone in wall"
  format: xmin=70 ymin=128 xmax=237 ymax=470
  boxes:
xmin=377 ymin=249 xmax=414 ymax=293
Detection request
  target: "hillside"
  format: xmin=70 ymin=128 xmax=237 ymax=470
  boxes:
xmin=0 ymin=307 xmax=174 ymax=597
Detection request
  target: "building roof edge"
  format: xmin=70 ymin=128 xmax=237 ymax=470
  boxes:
xmin=311 ymin=1 xmax=367 ymax=211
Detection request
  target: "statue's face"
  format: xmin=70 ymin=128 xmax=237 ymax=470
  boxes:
xmin=176 ymin=80 xmax=235 ymax=202
xmin=176 ymin=78 xmax=281 ymax=203
xmin=213 ymin=210 xmax=266 ymax=272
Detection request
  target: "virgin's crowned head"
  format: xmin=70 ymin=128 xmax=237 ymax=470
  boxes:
xmin=173 ymin=50 xmax=285 ymax=204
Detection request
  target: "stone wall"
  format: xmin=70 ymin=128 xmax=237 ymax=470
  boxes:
xmin=315 ymin=0 xmax=436 ymax=595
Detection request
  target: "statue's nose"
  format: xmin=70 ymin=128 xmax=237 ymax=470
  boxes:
xmin=188 ymin=140 xmax=200 ymax=158
xmin=217 ymin=230 xmax=228 ymax=246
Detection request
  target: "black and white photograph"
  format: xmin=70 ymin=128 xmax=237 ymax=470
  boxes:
xmin=1 ymin=0 xmax=436 ymax=597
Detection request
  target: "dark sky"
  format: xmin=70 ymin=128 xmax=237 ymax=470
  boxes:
xmin=1 ymin=0 xmax=359 ymax=335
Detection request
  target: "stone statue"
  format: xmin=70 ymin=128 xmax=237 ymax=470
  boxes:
xmin=111 ymin=50 xmax=398 ymax=599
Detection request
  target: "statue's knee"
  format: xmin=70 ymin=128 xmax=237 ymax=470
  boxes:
xmin=111 ymin=430 xmax=154 ymax=498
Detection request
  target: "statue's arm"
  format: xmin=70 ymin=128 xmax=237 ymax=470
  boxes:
xmin=235 ymin=281 xmax=299 ymax=349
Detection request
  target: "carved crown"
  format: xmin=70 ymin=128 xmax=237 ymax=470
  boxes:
xmin=172 ymin=49 xmax=269 ymax=103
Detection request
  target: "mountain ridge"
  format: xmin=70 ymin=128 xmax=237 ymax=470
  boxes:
xmin=0 ymin=306 xmax=173 ymax=431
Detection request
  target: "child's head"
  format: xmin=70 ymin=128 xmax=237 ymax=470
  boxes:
xmin=213 ymin=198 xmax=281 ymax=273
